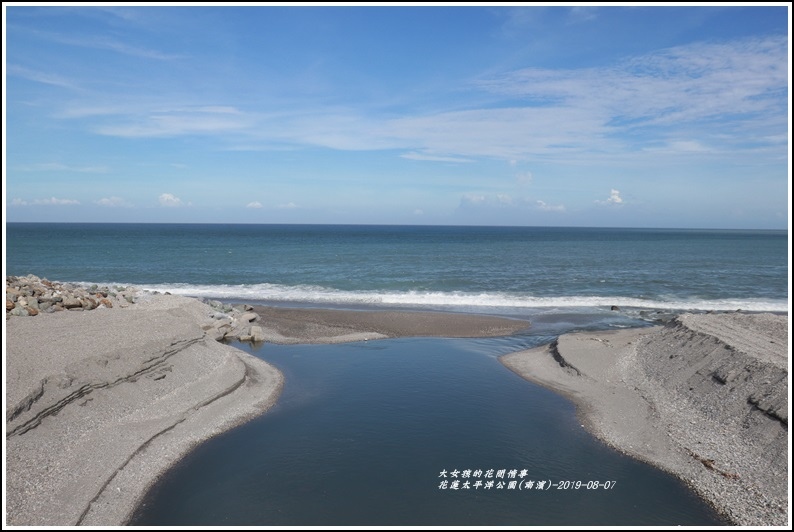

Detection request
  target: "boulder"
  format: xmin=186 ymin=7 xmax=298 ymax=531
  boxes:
xmin=240 ymin=312 xmax=258 ymax=323
xmin=62 ymin=296 xmax=82 ymax=309
xmin=250 ymin=325 xmax=265 ymax=342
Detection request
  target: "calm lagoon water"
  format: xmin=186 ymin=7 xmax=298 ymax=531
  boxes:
xmin=130 ymin=336 xmax=726 ymax=526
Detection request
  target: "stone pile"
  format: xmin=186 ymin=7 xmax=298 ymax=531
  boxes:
xmin=198 ymin=298 xmax=266 ymax=343
xmin=6 ymin=274 xmax=140 ymax=318
xmin=7 ymin=274 xmax=267 ymax=344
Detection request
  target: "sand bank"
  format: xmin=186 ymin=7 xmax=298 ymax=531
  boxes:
xmin=5 ymin=293 xmax=283 ymax=526
xmin=250 ymin=305 xmax=530 ymax=343
xmin=501 ymin=312 xmax=789 ymax=526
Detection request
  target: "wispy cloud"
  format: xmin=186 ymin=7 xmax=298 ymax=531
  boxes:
xmin=12 ymin=197 xmax=81 ymax=206
xmin=96 ymin=107 xmax=254 ymax=138
xmin=16 ymin=162 xmax=109 ymax=173
xmin=277 ymin=202 xmax=298 ymax=209
xmin=479 ymin=36 xmax=787 ymax=131
xmin=246 ymin=201 xmax=263 ymax=209
xmin=386 ymin=106 xmax=605 ymax=160
xmin=7 ymin=64 xmax=81 ymax=90
xmin=568 ymin=6 xmax=598 ymax=23
xmin=24 ymin=27 xmax=181 ymax=60
xmin=20 ymin=33 xmax=788 ymax=169
xmin=400 ymin=152 xmax=474 ymax=163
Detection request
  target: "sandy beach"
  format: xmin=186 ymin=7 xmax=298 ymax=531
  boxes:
xmin=501 ymin=312 xmax=789 ymax=526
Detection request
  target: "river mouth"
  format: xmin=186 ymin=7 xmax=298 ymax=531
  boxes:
xmin=129 ymin=336 xmax=727 ymax=526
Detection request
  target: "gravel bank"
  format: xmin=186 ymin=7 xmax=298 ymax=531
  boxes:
xmin=501 ymin=312 xmax=789 ymax=526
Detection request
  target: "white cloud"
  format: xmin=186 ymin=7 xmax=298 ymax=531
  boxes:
xmin=535 ymin=200 xmax=566 ymax=212
xmin=277 ymin=202 xmax=297 ymax=209
xmin=460 ymin=193 xmax=487 ymax=205
xmin=596 ymin=189 xmax=624 ymax=206
xmin=516 ymin=171 xmax=533 ymax=185
xmin=644 ymin=140 xmax=711 ymax=154
xmin=460 ymin=193 xmax=525 ymax=208
xmin=34 ymin=197 xmax=80 ymax=205
xmin=11 ymin=197 xmax=81 ymax=206
xmin=95 ymin=196 xmax=131 ymax=207
xmin=246 ymin=201 xmax=263 ymax=209
xmin=400 ymin=152 xmax=474 ymax=163
xmin=158 ymin=193 xmax=183 ymax=207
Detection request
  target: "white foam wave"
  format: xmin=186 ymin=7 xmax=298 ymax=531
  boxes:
xmin=134 ymin=282 xmax=789 ymax=313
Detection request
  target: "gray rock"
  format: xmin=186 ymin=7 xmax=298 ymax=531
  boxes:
xmin=250 ymin=325 xmax=265 ymax=342
xmin=62 ymin=296 xmax=82 ymax=309
xmin=240 ymin=312 xmax=258 ymax=323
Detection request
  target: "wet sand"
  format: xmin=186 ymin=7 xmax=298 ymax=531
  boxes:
xmin=501 ymin=312 xmax=789 ymax=526
xmin=250 ymin=304 xmax=531 ymax=343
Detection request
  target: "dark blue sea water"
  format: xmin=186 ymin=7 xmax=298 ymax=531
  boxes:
xmin=5 ymin=223 xmax=788 ymax=525
xmin=5 ymin=223 xmax=788 ymax=316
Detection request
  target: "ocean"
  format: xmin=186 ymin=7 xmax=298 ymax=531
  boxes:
xmin=5 ymin=223 xmax=789 ymax=525
xmin=5 ymin=223 xmax=788 ymax=315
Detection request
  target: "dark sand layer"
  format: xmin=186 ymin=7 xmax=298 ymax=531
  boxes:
xmin=251 ymin=305 xmax=530 ymax=343
xmin=501 ymin=312 xmax=789 ymax=527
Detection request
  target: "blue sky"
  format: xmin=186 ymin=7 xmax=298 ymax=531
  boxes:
xmin=3 ymin=4 xmax=791 ymax=228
